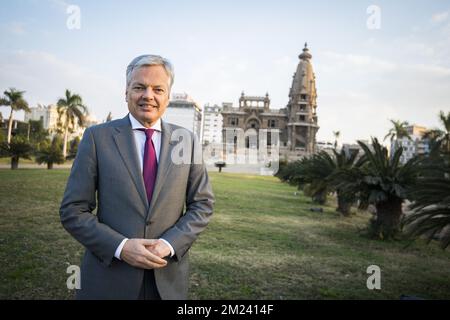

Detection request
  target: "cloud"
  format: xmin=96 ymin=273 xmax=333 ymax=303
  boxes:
xmin=400 ymin=41 xmax=435 ymax=58
xmin=180 ymin=49 xmax=450 ymax=144
xmin=1 ymin=44 xmax=448 ymax=146
xmin=314 ymin=50 xmax=450 ymax=143
xmin=9 ymin=22 xmax=26 ymax=35
xmin=432 ymin=11 xmax=449 ymax=24
xmin=1 ymin=21 xmax=26 ymax=35
xmin=177 ymin=55 xmax=252 ymax=107
xmin=320 ymin=51 xmax=397 ymax=73
xmin=407 ymin=63 xmax=450 ymax=77
xmin=48 ymin=0 xmax=70 ymax=11
xmin=0 ymin=50 xmax=124 ymax=121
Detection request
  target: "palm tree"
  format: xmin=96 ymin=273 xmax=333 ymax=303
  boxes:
xmin=277 ymin=151 xmax=354 ymax=206
xmin=277 ymin=150 xmax=361 ymax=212
xmin=0 ymin=88 xmax=30 ymax=144
xmin=66 ymin=136 xmax=80 ymax=160
xmin=35 ymin=135 xmax=65 ymax=169
xmin=438 ymin=111 xmax=450 ymax=153
xmin=0 ymin=136 xmax=34 ymax=169
xmin=403 ymin=154 xmax=450 ymax=249
xmin=335 ymin=138 xmax=420 ymax=239
xmin=276 ymin=159 xmax=301 ymax=185
xmin=56 ymin=89 xmax=87 ymax=158
xmin=423 ymin=111 xmax=450 ymax=155
xmin=423 ymin=129 xmax=443 ymax=155
xmin=282 ymin=157 xmax=318 ymax=202
xmin=384 ymin=119 xmax=411 ymax=154
xmin=330 ymin=148 xmax=361 ymax=215
xmin=278 ymin=155 xmax=331 ymax=204
xmin=333 ymin=131 xmax=340 ymax=149
xmin=299 ymin=153 xmax=334 ymax=205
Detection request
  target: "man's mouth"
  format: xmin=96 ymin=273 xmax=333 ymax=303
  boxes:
xmin=139 ymin=104 xmax=158 ymax=110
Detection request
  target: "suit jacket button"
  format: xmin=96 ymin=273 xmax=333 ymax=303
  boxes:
xmin=146 ymin=221 xmax=151 ymax=226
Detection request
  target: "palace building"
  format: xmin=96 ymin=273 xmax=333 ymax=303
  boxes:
xmin=221 ymin=43 xmax=319 ymax=160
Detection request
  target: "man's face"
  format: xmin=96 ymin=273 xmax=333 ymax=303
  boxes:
xmin=126 ymin=65 xmax=170 ymax=127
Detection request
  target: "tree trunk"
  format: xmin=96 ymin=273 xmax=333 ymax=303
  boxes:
xmin=11 ymin=156 xmax=19 ymax=169
xmin=47 ymin=162 xmax=53 ymax=170
xmin=218 ymin=166 xmax=222 ymax=173
xmin=63 ymin=125 xmax=69 ymax=159
xmin=7 ymin=109 xmax=14 ymax=144
xmin=312 ymin=189 xmax=327 ymax=205
xmin=373 ymin=197 xmax=403 ymax=238
xmin=336 ymin=190 xmax=352 ymax=216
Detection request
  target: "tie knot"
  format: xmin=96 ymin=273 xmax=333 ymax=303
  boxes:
xmin=138 ymin=128 xmax=155 ymax=139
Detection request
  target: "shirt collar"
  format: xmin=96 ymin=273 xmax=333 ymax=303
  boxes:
xmin=128 ymin=113 xmax=162 ymax=132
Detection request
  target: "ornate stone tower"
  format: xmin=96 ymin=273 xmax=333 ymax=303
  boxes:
xmin=286 ymin=43 xmax=319 ymax=155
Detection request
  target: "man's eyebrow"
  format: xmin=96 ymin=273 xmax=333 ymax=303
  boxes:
xmin=130 ymin=81 xmax=168 ymax=89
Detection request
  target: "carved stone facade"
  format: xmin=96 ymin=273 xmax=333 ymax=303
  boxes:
xmin=221 ymin=43 xmax=319 ymax=160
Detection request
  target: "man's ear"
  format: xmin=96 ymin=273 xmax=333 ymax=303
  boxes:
xmin=125 ymin=90 xmax=128 ymax=102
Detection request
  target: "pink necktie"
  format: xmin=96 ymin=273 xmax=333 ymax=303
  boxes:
xmin=138 ymin=128 xmax=158 ymax=204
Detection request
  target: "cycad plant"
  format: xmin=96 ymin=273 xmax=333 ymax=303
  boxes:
xmin=330 ymin=148 xmax=361 ymax=215
xmin=403 ymin=154 xmax=450 ymax=249
xmin=335 ymin=138 xmax=420 ymax=239
xmin=300 ymin=152 xmax=335 ymax=205
xmin=277 ymin=149 xmax=360 ymax=211
xmin=35 ymin=136 xmax=65 ymax=169
xmin=277 ymin=156 xmax=329 ymax=204
xmin=280 ymin=154 xmax=333 ymax=204
xmin=0 ymin=136 xmax=34 ymax=169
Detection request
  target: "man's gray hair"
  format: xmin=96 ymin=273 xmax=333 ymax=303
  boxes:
xmin=126 ymin=54 xmax=175 ymax=89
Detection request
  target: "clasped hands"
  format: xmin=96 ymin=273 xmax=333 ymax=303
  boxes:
xmin=120 ymin=239 xmax=171 ymax=269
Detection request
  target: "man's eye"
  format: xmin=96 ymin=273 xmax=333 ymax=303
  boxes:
xmin=155 ymin=88 xmax=164 ymax=93
xmin=134 ymin=86 xmax=144 ymax=90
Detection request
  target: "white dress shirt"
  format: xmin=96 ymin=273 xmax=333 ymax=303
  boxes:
xmin=114 ymin=113 xmax=175 ymax=260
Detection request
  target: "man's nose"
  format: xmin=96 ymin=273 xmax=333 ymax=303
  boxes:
xmin=142 ymin=87 xmax=155 ymax=100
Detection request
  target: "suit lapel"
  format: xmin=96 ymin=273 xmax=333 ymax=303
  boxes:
xmin=112 ymin=116 xmax=148 ymax=213
xmin=146 ymin=120 xmax=176 ymax=220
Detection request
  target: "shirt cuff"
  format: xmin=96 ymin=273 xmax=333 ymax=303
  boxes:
xmin=114 ymin=238 xmax=128 ymax=260
xmin=159 ymin=238 xmax=175 ymax=257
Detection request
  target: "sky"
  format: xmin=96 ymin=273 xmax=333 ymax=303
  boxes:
xmin=1 ymin=0 xmax=449 ymax=144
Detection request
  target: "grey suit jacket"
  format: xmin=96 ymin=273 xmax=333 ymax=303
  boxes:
xmin=59 ymin=115 xmax=214 ymax=299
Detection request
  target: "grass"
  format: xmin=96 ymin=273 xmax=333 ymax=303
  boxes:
xmin=0 ymin=169 xmax=449 ymax=299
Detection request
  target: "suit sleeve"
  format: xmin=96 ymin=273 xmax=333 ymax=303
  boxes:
xmin=59 ymin=127 xmax=126 ymax=267
xmin=160 ymin=132 xmax=215 ymax=261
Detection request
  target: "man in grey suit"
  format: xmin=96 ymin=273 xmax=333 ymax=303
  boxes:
xmin=60 ymin=54 xmax=215 ymax=300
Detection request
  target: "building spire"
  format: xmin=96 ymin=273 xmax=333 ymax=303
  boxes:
xmin=299 ymin=41 xmax=312 ymax=60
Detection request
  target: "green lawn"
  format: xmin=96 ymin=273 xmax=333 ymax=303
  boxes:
xmin=0 ymin=169 xmax=449 ymax=299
